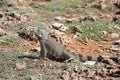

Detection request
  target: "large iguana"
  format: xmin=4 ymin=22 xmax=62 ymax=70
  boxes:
xmin=32 ymin=29 xmax=119 ymax=62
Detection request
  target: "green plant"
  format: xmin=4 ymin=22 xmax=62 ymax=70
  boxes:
xmin=0 ymin=35 xmax=23 ymax=46
xmin=66 ymin=20 xmax=116 ymax=41
xmin=20 ymin=21 xmax=47 ymax=29
xmin=104 ymin=3 xmax=117 ymax=11
xmin=0 ymin=0 xmax=8 ymax=7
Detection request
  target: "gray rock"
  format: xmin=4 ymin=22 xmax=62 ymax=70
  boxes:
xmin=52 ymin=22 xmax=64 ymax=29
xmin=74 ymin=25 xmax=83 ymax=33
xmin=83 ymin=61 xmax=96 ymax=66
xmin=102 ymin=30 xmax=108 ymax=35
xmin=54 ymin=16 xmax=65 ymax=21
xmin=0 ymin=28 xmax=7 ymax=36
xmin=110 ymin=33 xmax=120 ymax=38
xmin=113 ymin=40 xmax=120 ymax=45
xmin=52 ymin=22 xmax=68 ymax=32
xmin=66 ymin=17 xmax=79 ymax=22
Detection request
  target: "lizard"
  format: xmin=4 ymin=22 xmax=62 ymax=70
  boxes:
xmin=32 ymin=28 xmax=120 ymax=62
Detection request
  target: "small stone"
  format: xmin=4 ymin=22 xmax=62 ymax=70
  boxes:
xmin=113 ymin=40 xmax=120 ymax=45
xmin=110 ymin=45 xmax=120 ymax=52
xmin=83 ymin=61 xmax=96 ymax=66
xmin=87 ymin=70 xmax=96 ymax=78
xmin=87 ymin=14 xmax=99 ymax=21
xmin=102 ymin=30 xmax=108 ymax=35
xmin=8 ymin=12 xmax=15 ymax=18
xmin=59 ymin=25 xmax=68 ymax=32
xmin=74 ymin=25 xmax=83 ymax=33
xmin=110 ymin=33 xmax=119 ymax=38
xmin=102 ymin=58 xmax=115 ymax=65
xmin=0 ymin=28 xmax=7 ymax=36
xmin=61 ymin=70 xmax=70 ymax=80
xmin=113 ymin=15 xmax=120 ymax=24
xmin=52 ymin=22 xmax=68 ymax=32
xmin=24 ymin=52 xmax=32 ymax=55
xmin=66 ymin=17 xmax=79 ymax=22
xmin=15 ymin=61 xmax=27 ymax=70
xmin=14 ymin=13 xmax=21 ymax=20
xmin=0 ymin=13 xmax=3 ymax=18
xmin=104 ymin=14 xmax=113 ymax=21
xmin=31 ymin=47 xmax=40 ymax=52
xmin=52 ymin=22 xmax=64 ymax=29
xmin=73 ymin=32 xmax=81 ymax=39
xmin=54 ymin=16 xmax=65 ymax=21
xmin=100 ymin=2 xmax=106 ymax=9
xmin=71 ymin=73 xmax=78 ymax=80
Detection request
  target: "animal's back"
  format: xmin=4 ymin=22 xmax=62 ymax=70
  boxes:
xmin=44 ymin=37 xmax=66 ymax=59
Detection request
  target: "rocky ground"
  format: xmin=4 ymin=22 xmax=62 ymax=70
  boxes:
xmin=0 ymin=0 xmax=120 ymax=80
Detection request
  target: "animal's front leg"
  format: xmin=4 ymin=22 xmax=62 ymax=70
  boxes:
xmin=39 ymin=40 xmax=48 ymax=61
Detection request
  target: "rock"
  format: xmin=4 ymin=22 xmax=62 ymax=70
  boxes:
xmin=103 ymin=14 xmax=114 ymax=21
xmin=61 ymin=70 xmax=70 ymax=80
xmin=71 ymin=73 xmax=78 ymax=80
xmin=23 ymin=51 xmax=32 ymax=55
xmin=14 ymin=12 xmax=21 ymax=20
xmin=113 ymin=40 xmax=120 ymax=45
xmin=52 ymin=22 xmax=68 ymax=32
xmin=30 ymin=47 xmax=40 ymax=52
xmin=102 ymin=30 xmax=108 ymax=35
xmin=114 ymin=25 xmax=120 ymax=30
xmin=97 ymin=67 xmax=107 ymax=77
xmin=54 ymin=16 xmax=65 ymax=21
xmin=83 ymin=61 xmax=96 ymax=66
xmin=73 ymin=32 xmax=81 ymax=39
xmin=79 ymin=16 xmax=86 ymax=22
xmin=109 ymin=45 xmax=120 ymax=52
xmin=0 ymin=13 xmax=3 ymax=18
xmin=8 ymin=12 xmax=15 ymax=18
xmin=15 ymin=61 xmax=27 ymax=70
xmin=113 ymin=15 xmax=120 ymax=24
xmin=66 ymin=17 xmax=79 ymax=22
xmin=79 ymin=14 xmax=99 ymax=22
xmin=52 ymin=22 xmax=64 ymax=29
xmin=49 ymin=29 xmax=71 ymax=46
xmin=110 ymin=33 xmax=120 ymax=38
xmin=6 ymin=0 xmax=18 ymax=7
xmin=115 ymin=10 xmax=120 ymax=15
xmin=59 ymin=25 xmax=68 ymax=32
xmin=114 ymin=1 xmax=120 ymax=8
xmin=87 ymin=14 xmax=99 ymax=21
xmin=18 ymin=26 xmax=37 ymax=41
xmin=0 ymin=28 xmax=7 ymax=36
xmin=74 ymin=25 xmax=83 ymax=33
xmin=49 ymin=29 xmax=66 ymax=41
xmin=87 ymin=70 xmax=96 ymax=78
xmin=91 ymin=0 xmax=106 ymax=9
xmin=102 ymin=58 xmax=116 ymax=65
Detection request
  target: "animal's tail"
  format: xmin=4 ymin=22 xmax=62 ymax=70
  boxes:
xmin=71 ymin=52 xmax=119 ymax=62
xmin=78 ymin=54 xmax=103 ymax=62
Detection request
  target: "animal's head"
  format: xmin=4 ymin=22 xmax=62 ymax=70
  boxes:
xmin=32 ymin=29 xmax=48 ymax=40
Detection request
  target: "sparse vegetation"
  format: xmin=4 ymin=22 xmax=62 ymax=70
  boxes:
xmin=66 ymin=20 xmax=117 ymax=41
xmin=0 ymin=35 xmax=23 ymax=46
xmin=105 ymin=3 xmax=118 ymax=11
xmin=0 ymin=0 xmax=120 ymax=80
xmin=0 ymin=0 xmax=8 ymax=7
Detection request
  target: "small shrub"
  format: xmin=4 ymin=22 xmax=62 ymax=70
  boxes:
xmin=0 ymin=35 xmax=23 ymax=47
xmin=66 ymin=20 xmax=116 ymax=41
xmin=0 ymin=0 xmax=8 ymax=7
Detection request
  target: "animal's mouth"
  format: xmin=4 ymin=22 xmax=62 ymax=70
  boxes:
xmin=32 ymin=29 xmax=43 ymax=39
